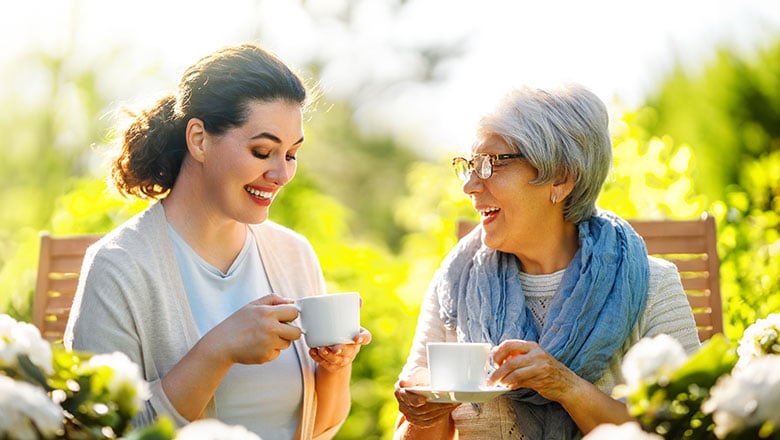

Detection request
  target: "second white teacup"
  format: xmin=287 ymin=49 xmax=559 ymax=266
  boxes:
xmin=427 ymin=342 xmax=492 ymax=391
xmin=295 ymin=292 xmax=360 ymax=348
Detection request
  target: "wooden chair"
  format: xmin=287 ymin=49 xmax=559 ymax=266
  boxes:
xmin=628 ymin=216 xmax=723 ymax=341
xmin=456 ymin=215 xmax=723 ymax=341
xmin=33 ymin=232 xmax=103 ymax=342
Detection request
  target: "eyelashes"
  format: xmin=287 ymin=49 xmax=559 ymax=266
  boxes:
xmin=251 ymin=151 xmax=297 ymax=161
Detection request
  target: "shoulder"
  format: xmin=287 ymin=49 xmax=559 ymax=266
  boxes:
xmin=640 ymin=255 xmax=700 ymax=352
xmin=646 ymin=256 xmax=683 ymax=300
xmin=87 ymin=203 xmax=167 ymax=261
xmin=647 ymin=255 xmax=678 ymax=275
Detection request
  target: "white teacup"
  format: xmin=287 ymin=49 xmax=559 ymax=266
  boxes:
xmin=295 ymin=292 xmax=360 ymax=348
xmin=427 ymin=342 xmax=492 ymax=391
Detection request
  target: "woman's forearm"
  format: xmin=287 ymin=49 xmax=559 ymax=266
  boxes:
xmin=394 ymin=416 xmax=455 ymax=440
xmin=313 ymin=365 xmax=352 ymax=436
xmin=161 ymin=336 xmax=232 ymax=421
xmin=559 ymin=378 xmax=633 ymax=433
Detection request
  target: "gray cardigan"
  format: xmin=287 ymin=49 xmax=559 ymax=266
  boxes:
xmin=64 ymin=202 xmax=341 ymax=439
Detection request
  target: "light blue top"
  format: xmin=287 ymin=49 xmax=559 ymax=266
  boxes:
xmin=169 ymin=225 xmax=302 ymax=439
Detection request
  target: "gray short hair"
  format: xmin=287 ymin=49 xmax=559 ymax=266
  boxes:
xmin=477 ymin=84 xmax=611 ymax=224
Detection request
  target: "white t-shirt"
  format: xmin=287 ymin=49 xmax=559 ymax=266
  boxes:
xmin=169 ymin=225 xmax=303 ymax=440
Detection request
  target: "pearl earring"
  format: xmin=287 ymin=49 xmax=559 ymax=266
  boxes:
xmin=551 ymin=194 xmax=558 ymax=204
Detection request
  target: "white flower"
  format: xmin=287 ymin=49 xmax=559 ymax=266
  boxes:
xmin=621 ymin=334 xmax=687 ymax=393
xmin=85 ymin=351 xmax=151 ymax=411
xmin=176 ymin=419 xmax=262 ymax=440
xmin=702 ymin=355 xmax=780 ymax=438
xmin=0 ymin=314 xmax=53 ymax=375
xmin=0 ymin=375 xmax=63 ymax=439
xmin=736 ymin=313 xmax=780 ymax=368
xmin=582 ymin=422 xmax=663 ymax=439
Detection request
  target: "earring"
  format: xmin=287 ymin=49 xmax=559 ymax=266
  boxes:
xmin=551 ymin=194 xmax=558 ymax=204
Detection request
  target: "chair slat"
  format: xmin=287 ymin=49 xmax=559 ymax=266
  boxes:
xmin=680 ymin=277 xmax=712 ymax=292
xmin=44 ymin=294 xmax=76 ymax=312
xmin=641 ymin=237 xmax=708 ymax=254
xmin=686 ymin=294 xmax=713 ymax=309
xmin=33 ymin=232 xmax=102 ymax=342
xmin=668 ymin=258 xmax=709 ymax=272
xmin=46 ymin=278 xmax=80 ymax=295
xmin=694 ymin=312 xmax=714 ymax=327
xmin=49 ymin=255 xmax=88 ymax=274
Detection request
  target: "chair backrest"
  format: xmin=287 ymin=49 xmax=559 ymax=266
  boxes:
xmin=628 ymin=216 xmax=723 ymax=341
xmin=456 ymin=215 xmax=723 ymax=341
xmin=33 ymin=232 xmax=103 ymax=342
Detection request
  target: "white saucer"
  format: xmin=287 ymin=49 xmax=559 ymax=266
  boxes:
xmin=406 ymin=386 xmax=510 ymax=403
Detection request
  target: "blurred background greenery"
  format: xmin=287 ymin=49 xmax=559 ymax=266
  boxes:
xmin=1 ymin=1 xmax=779 ymax=439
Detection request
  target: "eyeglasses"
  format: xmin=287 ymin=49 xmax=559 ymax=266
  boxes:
xmin=451 ymin=153 xmax=525 ymax=181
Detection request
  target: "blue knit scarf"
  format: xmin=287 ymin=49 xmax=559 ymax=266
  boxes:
xmin=437 ymin=211 xmax=649 ymax=439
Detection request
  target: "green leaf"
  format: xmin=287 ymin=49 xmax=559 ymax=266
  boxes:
xmin=122 ymin=417 xmax=176 ymax=440
xmin=669 ymin=335 xmax=737 ymax=388
xmin=16 ymin=353 xmax=51 ymax=389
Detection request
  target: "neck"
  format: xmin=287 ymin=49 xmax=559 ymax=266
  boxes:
xmin=162 ymin=167 xmax=247 ymax=273
xmin=514 ymin=221 xmax=579 ymax=275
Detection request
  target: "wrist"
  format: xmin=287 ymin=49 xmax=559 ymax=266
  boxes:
xmin=407 ymin=415 xmax=455 ymax=438
xmin=193 ymin=331 xmax=233 ymax=370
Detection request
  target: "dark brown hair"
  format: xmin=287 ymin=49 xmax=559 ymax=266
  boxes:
xmin=110 ymin=43 xmax=307 ymax=198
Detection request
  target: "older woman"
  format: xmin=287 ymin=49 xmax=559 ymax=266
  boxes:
xmin=394 ymin=84 xmax=700 ymax=439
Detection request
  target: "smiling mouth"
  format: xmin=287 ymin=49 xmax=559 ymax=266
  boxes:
xmin=244 ymin=185 xmax=273 ymax=199
xmin=480 ymin=207 xmax=500 ymax=219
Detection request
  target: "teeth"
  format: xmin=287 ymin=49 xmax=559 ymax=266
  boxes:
xmin=480 ymin=207 xmax=500 ymax=216
xmin=245 ymin=186 xmax=273 ymax=199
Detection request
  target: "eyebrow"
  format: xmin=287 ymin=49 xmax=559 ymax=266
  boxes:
xmin=250 ymin=132 xmax=305 ymax=146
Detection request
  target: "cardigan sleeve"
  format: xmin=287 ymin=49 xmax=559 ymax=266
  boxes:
xmin=65 ymin=244 xmax=190 ymax=427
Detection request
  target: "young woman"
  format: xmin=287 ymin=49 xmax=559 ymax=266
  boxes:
xmin=65 ymin=43 xmax=370 ymax=440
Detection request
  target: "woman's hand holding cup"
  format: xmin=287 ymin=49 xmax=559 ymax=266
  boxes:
xmin=309 ymin=327 xmax=372 ymax=373
xmin=208 ymin=293 xmax=303 ymax=366
xmin=296 ymin=292 xmax=371 ymax=372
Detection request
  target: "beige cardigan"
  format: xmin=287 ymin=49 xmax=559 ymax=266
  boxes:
xmin=64 ymin=202 xmax=342 ymax=440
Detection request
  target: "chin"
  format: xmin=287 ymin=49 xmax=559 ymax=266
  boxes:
xmin=481 ymin=231 xmax=498 ymax=249
xmin=239 ymin=210 xmax=269 ymax=225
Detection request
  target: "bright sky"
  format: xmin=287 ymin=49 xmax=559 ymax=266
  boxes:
xmin=3 ymin=0 xmax=780 ymax=158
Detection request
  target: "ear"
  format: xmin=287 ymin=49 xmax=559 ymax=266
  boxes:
xmin=186 ymin=118 xmax=206 ymax=163
xmin=551 ymin=173 xmax=575 ymax=205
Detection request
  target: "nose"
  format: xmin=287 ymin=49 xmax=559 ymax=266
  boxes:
xmin=462 ymin=169 xmax=482 ymax=195
xmin=264 ymin=155 xmax=295 ymax=186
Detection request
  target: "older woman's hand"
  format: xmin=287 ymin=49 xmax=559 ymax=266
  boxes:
xmin=394 ymin=369 xmax=460 ymax=428
xmin=488 ymin=339 xmax=580 ymax=402
xmin=309 ymin=327 xmax=371 ymax=372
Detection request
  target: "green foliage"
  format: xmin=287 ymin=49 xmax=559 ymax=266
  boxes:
xmin=635 ymin=40 xmax=780 ymax=340
xmin=639 ymin=40 xmax=780 ymax=201
xmin=0 ymin=178 xmax=148 ymax=321
xmin=626 ymin=336 xmax=738 ymax=439
xmin=0 ymin=47 xmax=119 ymax=320
xmin=600 ymin=115 xmax=706 ymax=219
xmin=301 ymin=100 xmax=421 ymax=251
xmin=710 ymin=151 xmax=780 ymax=340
